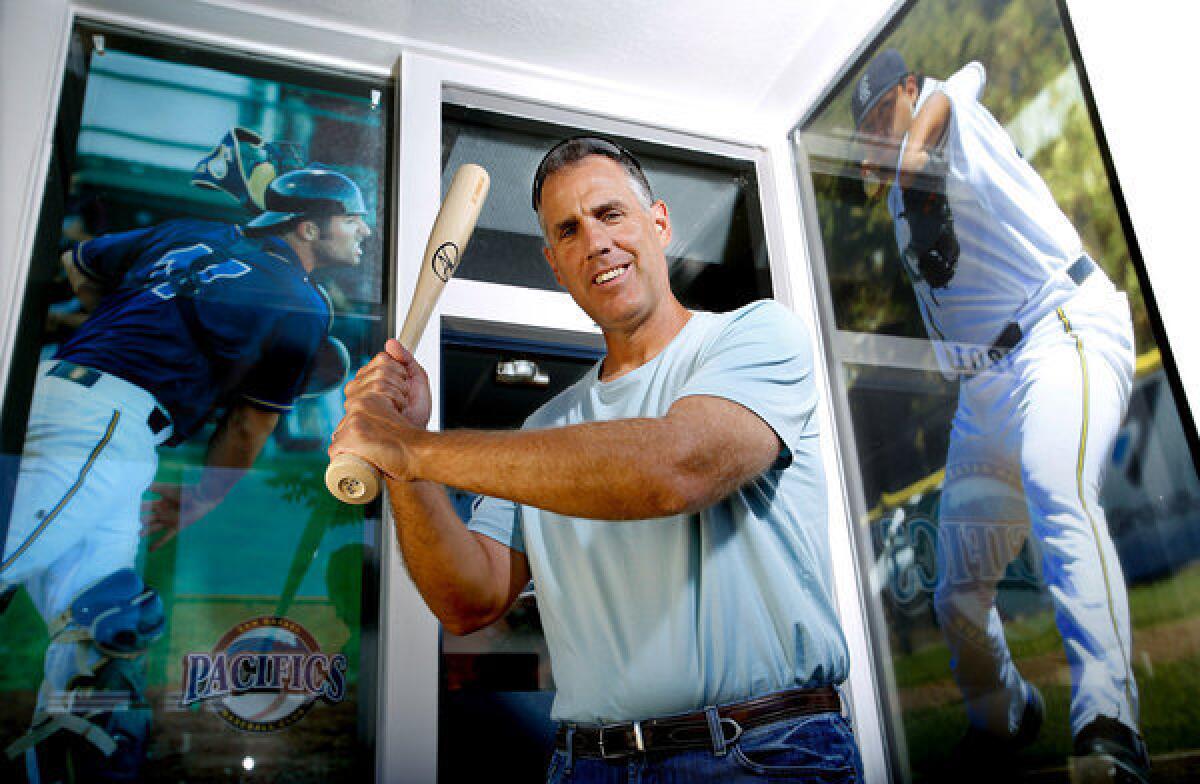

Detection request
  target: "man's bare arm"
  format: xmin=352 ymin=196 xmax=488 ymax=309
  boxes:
xmin=331 ymin=341 xmax=531 ymax=635
xmin=143 ymin=403 xmax=279 ymax=549
xmin=899 ymin=91 xmax=951 ymax=189
xmin=387 ymin=479 xmax=531 ymax=635
xmin=340 ymin=394 xmax=782 ymax=521
xmin=61 ymin=250 xmax=106 ymax=312
xmin=329 ymin=342 xmax=779 ymax=632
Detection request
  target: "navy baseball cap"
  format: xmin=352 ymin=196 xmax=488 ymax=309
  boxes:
xmin=852 ymin=49 xmax=910 ymax=130
xmin=247 ymin=168 xmax=367 ymax=231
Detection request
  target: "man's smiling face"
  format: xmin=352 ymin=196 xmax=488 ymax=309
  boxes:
xmin=538 ymin=155 xmax=673 ymax=334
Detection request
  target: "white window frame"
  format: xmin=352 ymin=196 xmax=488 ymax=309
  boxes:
xmin=390 ymin=52 xmax=889 ymax=783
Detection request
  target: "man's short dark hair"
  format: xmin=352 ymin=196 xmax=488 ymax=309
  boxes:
xmin=531 ymin=136 xmax=654 ymax=213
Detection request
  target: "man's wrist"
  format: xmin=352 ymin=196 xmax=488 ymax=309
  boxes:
xmin=405 ymin=427 xmax=437 ymax=482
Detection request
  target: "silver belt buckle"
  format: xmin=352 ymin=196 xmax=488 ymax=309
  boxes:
xmin=598 ymin=720 xmax=644 ymax=758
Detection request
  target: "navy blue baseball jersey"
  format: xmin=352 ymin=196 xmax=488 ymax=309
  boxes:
xmin=57 ymin=219 xmax=332 ymax=443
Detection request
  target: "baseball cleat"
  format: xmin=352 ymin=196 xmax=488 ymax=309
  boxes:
xmin=940 ymin=684 xmax=1044 ymax=781
xmin=1069 ymin=717 xmax=1150 ymax=784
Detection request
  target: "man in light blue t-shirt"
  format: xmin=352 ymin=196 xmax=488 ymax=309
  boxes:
xmin=331 ymin=137 xmax=861 ymax=782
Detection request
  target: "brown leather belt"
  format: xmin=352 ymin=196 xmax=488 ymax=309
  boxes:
xmin=554 ymin=685 xmax=841 ymax=759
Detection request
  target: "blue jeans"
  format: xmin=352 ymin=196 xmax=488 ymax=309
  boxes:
xmin=546 ymin=711 xmax=863 ymax=783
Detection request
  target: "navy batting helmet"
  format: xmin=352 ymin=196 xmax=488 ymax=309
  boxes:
xmin=245 ymin=168 xmax=367 ymax=232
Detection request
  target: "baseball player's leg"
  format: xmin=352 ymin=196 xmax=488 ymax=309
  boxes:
xmin=4 ymin=362 xmax=160 ymax=612
xmin=11 ymin=520 xmax=159 ymax=781
xmin=1018 ymin=304 xmax=1137 ymax=737
xmin=933 ymin=379 xmax=1035 ymax=737
xmin=2 ymin=366 xmax=163 ymax=781
xmin=11 ymin=568 xmax=165 ymax=783
xmin=1 ymin=369 xmax=124 ymax=593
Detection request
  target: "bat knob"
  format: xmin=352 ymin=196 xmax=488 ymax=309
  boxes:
xmin=325 ymin=454 xmax=381 ymax=504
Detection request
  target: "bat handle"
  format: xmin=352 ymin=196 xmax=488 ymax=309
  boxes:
xmin=325 ymin=453 xmax=382 ymax=505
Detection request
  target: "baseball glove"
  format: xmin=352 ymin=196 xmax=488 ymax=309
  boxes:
xmin=300 ymin=335 xmax=352 ymax=398
xmin=901 ymin=165 xmax=959 ymax=289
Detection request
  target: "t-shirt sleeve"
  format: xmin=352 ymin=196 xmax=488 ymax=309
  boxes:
xmin=467 ymin=494 xmax=525 ymax=553
xmin=942 ymin=61 xmax=986 ymax=103
xmin=936 ymin=62 xmax=1008 ymax=213
xmin=673 ymin=300 xmax=819 ymax=469
xmin=72 ymin=226 xmax=158 ymax=284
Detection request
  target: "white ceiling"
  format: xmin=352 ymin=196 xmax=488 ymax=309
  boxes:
xmin=191 ymin=0 xmax=895 ymax=130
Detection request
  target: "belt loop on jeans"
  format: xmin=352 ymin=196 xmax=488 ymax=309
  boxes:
xmin=563 ymin=724 xmax=575 ymax=775
xmin=703 ymin=706 xmax=728 ymax=757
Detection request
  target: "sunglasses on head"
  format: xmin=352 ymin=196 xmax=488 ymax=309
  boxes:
xmin=530 ymin=135 xmax=646 ymax=211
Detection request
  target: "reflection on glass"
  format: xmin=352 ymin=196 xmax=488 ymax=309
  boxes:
xmin=796 ymin=1 xmax=1200 ymax=780
xmin=0 ymin=27 xmax=387 ymax=782
xmin=442 ymin=106 xmax=772 ymax=311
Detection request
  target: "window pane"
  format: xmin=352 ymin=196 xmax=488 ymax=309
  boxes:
xmin=795 ymin=1 xmax=1200 ymax=779
xmin=0 ymin=25 xmax=390 ymax=782
xmin=442 ymin=105 xmax=772 ymax=310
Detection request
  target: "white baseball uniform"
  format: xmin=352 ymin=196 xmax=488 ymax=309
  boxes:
xmin=886 ymin=62 xmax=1139 ymax=738
xmin=0 ymin=362 xmax=169 ymax=620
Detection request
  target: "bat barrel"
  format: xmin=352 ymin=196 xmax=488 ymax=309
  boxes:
xmin=324 ymin=163 xmax=490 ymax=505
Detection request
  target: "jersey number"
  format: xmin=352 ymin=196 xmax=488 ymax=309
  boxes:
xmin=145 ymin=244 xmax=252 ymax=301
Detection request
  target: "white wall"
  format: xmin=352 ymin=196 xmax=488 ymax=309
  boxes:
xmin=1065 ymin=0 xmax=1197 ymax=402
xmin=0 ymin=0 xmax=72 ymax=391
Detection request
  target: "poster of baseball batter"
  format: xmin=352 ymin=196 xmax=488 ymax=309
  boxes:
xmin=0 ymin=26 xmax=388 ymax=782
xmin=799 ymin=0 xmax=1200 ymax=781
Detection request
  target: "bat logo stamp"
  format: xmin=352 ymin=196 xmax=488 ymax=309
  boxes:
xmin=432 ymin=241 xmax=459 ymax=282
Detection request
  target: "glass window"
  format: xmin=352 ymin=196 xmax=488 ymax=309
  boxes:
xmin=794 ymin=1 xmax=1200 ymax=780
xmin=436 ymin=106 xmax=775 ymax=782
xmin=442 ymin=105 xmax=772 ymax=311
xmin=0 ymin=24 xmax=391 ymax=782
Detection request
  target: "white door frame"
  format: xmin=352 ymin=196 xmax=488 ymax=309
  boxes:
xmin=385 ymin=51 xmax=889 ymax=783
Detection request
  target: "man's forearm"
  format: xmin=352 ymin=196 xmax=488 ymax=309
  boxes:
xmin=387 ymin=479 xmax=521 ymax=633
xmin=406 ymin=417 xmax=734 ymax=521
xmin=900 ymin=91 xmax=951 ymax=188
xmin=61 ymin=250 xmax=105 ymax=312
xmin=194 ymin=405 xmax=278 ymax=514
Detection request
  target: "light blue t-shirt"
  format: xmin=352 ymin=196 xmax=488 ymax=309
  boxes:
xmin=468 ymin=300 xmax=849 ymax=723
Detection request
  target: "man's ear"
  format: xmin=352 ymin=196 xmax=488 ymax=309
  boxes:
xmin=299 ymin=219 xmax=320 ymax=242
xmin=652 ymin=201 xmax=671 ymax=248
xmin=542 ymin=245 xmax=565 ymax=287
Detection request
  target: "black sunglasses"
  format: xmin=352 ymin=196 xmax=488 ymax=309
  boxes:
xmin=530 ymin=135 xmax=646 ymax=212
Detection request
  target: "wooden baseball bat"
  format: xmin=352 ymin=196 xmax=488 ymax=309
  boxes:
xmin=325 ymin=163 xmax=490 ymax=504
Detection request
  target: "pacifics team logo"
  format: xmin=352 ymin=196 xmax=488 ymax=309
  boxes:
xmin=182 ymin=616 xmax=347 ymax=732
